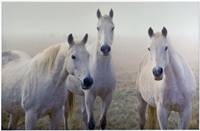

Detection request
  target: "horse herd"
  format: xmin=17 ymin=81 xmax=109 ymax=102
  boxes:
xmin=2 ymin=9 xmax=196 ymax=130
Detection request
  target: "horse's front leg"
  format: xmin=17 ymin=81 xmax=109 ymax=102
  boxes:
xmin=179 ymin=104 xmax=192 ymax=129
xmin=85 ymin=91 xmax=96 ymax=129
xmin=81 ymin=95 xmax=88 ymax=128
xmin=137 ymin=92 xmax=147 ymax=129
xmin=50 ymin=108 xmax=64 ymax=130
xmin=25 ymin=110 xmax=37 ymax=130
xmin=64 ymin=90 xmax=72 ymax=130
xmin=156 ymin=104 xmax=169 ymax=129
xmin=99 ymin=92 xmax=113 ymax=129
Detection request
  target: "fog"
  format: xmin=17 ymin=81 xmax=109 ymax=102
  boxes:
xmin=2 ymin=2 xmax=199 ymax=129
xmin=2 ymin=2 xmax=199 ymax=75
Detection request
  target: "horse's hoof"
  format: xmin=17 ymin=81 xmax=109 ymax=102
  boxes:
xmin=87 ymin=120 xmax=95 ymax=130
xmin=100 ymin=118 xmax=106 ymax=130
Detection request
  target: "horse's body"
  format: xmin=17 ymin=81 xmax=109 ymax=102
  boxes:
xmin=2 ymin=34 xmax=93 ymax=129
xmin=65 ymin=9 xmax=116 ymax=129
xmin=2 ymin=44 xmax=67 ymax=129
xmin=2 ymin=50 xmax=31 ymax=66
xmin=2 ymin=51 xmax=31 ymax=129
xmin=137 ymin=27 xmax=195 ymax=129
xmin=89 ymin=43 xmax=116 ymax=97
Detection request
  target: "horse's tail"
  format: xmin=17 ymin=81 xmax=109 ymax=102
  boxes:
xmin=68 ymin=91 xmax=74 ymax=120
xmin=147 ymin=105 xmax=157 ymax=129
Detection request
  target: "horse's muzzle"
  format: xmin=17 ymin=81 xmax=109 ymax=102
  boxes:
xmin=101 ymin=44 xmax=111 ymax=56
xmin=153 ymin=67 xmax=163 ymax=81
xmin=154 ymin=75 xmax=163 ymax=81
xmin=82 ymin=76 xmax=94 ymax=90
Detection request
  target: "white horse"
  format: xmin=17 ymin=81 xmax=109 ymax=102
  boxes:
xmin=136 ymin=27 xmax=195 ymax=129
xmin=2 ymin=33 xmax=94 ymax=129
xmin=65 ymin=9 xmax=116 ymax=129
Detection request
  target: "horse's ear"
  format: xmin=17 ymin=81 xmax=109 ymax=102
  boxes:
xmin=148 ymin=27 xmax=154 ymax=38
xmin=82 ymin=33 xmax=88 ymax=44
xmin=68 ymin=33 xmax=74 ymax=46
xmin=97 ymin=9 xmax=102 ymax=19
xmin=109 ymin=9 xmax=113 ymax=18
xmin=162 ymin=27 xmax=167 ymax=37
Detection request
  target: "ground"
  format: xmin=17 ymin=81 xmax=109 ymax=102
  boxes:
xmin=2 ymin=68 xmax=199 ymax=129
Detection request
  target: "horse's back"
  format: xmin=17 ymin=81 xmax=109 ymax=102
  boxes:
xmin=2 ymin=50 xmax=31 ymax=66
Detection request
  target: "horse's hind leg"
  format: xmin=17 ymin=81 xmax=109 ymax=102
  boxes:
xmin=85 ymin=92 xmax=96 ymax=129
xmin=99 ymin=92 xmax=113 ymax=130
xmin=179 ymin=103 xmax=192 ymax=129
xmin=8 ymin=113 xmax=20 ymax=129
xmin=137 ymin=92 xmax=147 ymax=129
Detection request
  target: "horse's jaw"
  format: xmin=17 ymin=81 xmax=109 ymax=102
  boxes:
xmin=154 ymin=76 xmax=163 ymax=81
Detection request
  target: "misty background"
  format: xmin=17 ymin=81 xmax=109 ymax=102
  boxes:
xmin=2 ymin=2 xmax=199 ymax=75
xmin=2 ymin=2 xmax=199 ymax=129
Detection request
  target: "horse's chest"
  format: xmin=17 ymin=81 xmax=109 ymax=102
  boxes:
xmin=93 ymin=70 xmax=116 ymax=88
xmin=91 ymin=69 xmax=116 ymax=96
xmin=161 ymin=86 xmax=185 ymax=112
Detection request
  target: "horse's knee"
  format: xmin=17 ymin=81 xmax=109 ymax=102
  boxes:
xmin=179 ymin=105 xmax=192 ymax=129
xmin=82 ymin=109 xmax=87 ymax=124
xmin=64 ymin=112 xmax=68 ymax=130
xmin=100 ymin=115 xmax=106 ymax=129
xmin=64 ymin=108 xmax=69 ymax=129
xmin=25 ymin=110 xmax=37 ymax=130
xmin=87 ymin=117 xmax=95 ymax=130
xmin=156 ymin=106 xmax=169 ymax=129
xmin=138 ymin=102 xmax=147 ymax=129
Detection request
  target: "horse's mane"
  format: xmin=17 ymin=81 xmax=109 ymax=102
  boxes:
xmin=31 ymin=44 xmax=63 ymax=73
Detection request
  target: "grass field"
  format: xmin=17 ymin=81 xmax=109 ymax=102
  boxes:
xmin=2 ymin=65 xmax=199 ymax=129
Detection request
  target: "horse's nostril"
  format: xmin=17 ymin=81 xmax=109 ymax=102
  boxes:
xmin=158 ymin=68 xmax=163 ymax=75
xmin=83 ymin=77 xmax=93 ymax=87
xmin=100 ymin=46 xmax=105 ymax=52
xmin=107 ymin=46 xmax=111 ymax=52
xmin=153 ymin=67 xmax=163 ymax=77
xmin=101 ymin=45 xmax=111 ymax=54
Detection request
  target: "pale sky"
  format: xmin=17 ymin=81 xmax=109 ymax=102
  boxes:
xmin=2 ymin=2 xmax=199 ymax=39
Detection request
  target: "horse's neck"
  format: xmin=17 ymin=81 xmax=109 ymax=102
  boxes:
xmin=31 ymin=44 xmax=68 ymax=88
xmin=51 ymin=45 xmax=69 ymax=88
xmin=52 ymin=56 xmax=68 ymax=88
xmin=92 ymin=43 xmax=112 ymax=72
xmin=164 ymin=47 xmax=184 ymax=86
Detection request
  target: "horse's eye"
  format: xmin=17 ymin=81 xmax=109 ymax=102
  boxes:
xmin=112 ymin=27 xmax=115 ymax=31
xmin=148 ymin=47 xmax=151 ymax=51
xmin=97 ymin=27 xmax=100 ymax=31
xmin=71 ymin=55 xmax=76 ymax=60
xmin=165 ymin=46 xmax=168 ymax=51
